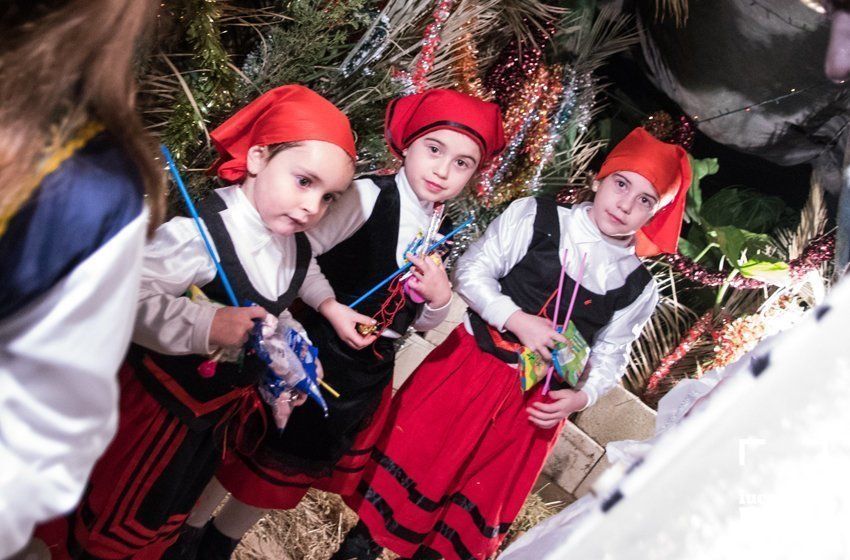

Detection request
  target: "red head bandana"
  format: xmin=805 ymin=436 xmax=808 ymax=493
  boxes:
xmin=597 ymin=127 xmax=693 ymax=257
xmin=385 ymin=89 xmax=505 ymax=167
xmin=209 ymin=85 xmax=356 ymax=184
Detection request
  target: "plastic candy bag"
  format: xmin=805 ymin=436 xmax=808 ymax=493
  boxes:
xmin=251 ymin=311 xmax=327 ymax=428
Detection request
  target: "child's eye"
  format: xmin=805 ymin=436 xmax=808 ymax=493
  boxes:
xmin=456 ymin=159 xmax=468 ymax=168
xmin=297 ymin=176 xmax=311 ymax=187
xmin=640 ymin=196 xmax=653 ymax=208
xmin=428 ymin=145 xmax=439 ymax=154
xmin=322 ymin=192 xmax=338 ymax=204
xmin=616 ymin=180 xmax=626 ymax=189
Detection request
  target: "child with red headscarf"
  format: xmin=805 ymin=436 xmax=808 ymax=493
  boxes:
xmin=338 ymin=127 xmax=692 ymax=560
xmin=169 ymin=89 xmax=506 ymax=559
xmin=35 ymin=85 xmax=363 ymax=559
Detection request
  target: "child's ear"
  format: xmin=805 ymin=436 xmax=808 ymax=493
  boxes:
xmin=402 ymin=148 xmax=409 ymax=157
xmin=591 ymin=180 xmax=600 ymax=192
xmin=246 ymin=145 xmax=269 ymax=176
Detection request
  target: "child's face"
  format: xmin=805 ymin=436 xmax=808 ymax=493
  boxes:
xmin=402 ymin=129 xmax=481 ymax=204
xmin=245 ymin=141 xmax=354 ymax=235
xmin=588 ymin=171 xmax=660 ymax=239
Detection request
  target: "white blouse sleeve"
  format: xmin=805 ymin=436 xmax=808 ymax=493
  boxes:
xmin=297 ymin=255 xmax=335 ymax=310
xmin=0 ymin=212 xmax=147 ymax=556
xmin=452 ymin=197 xmax=538 ymax=331
xmin=578 ymin=279 xmax=659 ymax=409
xmin=411 ymin=295 xmax=453 ymax=332
xmin=132 ymin=217 xmax=219 ymax=356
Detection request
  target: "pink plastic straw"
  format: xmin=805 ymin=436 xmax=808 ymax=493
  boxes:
xmin=540 ymin=247 xmax=569 ymax=393
xmin=550 ymin=248 xmax=569 ymax=330
xmin=542 ymin=251 xmax=587 ymax=395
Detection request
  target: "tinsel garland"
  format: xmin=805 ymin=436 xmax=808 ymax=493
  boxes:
xmin=644 ymin=310 xmax=715 ymax=395
xmin=707 ymin=313 xmax=765 ymax=372
xmin=641 ymin=111 xmax=695 ymax=150
xmin=452 ymin=27 xmax=487 ymax=100
xmin=707 ymin=295 xmax=805 ymax=371
xmin=339 ymin=12 xmax=391 ymax=78
xmin=476 ymin=64 xmax=552 ymax=200
xmin=663 ymin=233 xmax=834 ymax=289
xmin=645 ymin=290 xmax=812 ymax=398
xmin=524 ymin=68 xmax=595 ymax=193
xmin=483 ymin=19 xmax=554 ymax=108
xmin=393 ymin=0 xmax=455 ymax=93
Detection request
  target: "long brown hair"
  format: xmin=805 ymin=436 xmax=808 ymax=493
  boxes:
xmin=0 ymin=0 xmax=164 ymax=231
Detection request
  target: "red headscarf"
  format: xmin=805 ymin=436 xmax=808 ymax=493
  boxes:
xmin=209 ymin=85 xmax=357 ymax=184
xmin=385 ymin=89 xmax=505 ymax=167
xmin=597 ymin=127 xmax=692 ymax=257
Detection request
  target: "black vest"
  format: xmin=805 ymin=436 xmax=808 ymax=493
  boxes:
xmin=129 ymin=190 xmax=311 ymax=429
xmin=316 ymin=173 xmax=426 ymax=334
xmin=470 ymin=197 xmax=652 ymax=363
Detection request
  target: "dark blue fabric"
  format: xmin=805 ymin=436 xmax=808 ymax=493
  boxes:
xmin=0 ymin=133 xmax=144 ymax=320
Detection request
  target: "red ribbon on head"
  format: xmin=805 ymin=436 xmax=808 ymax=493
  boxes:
xmin=385 ymin=89 xmax=505 ymax=167
xmin=209 ymin=85 xmax=357 ymax=184
xmin=597 ymin=127 xmax=693 ymax=257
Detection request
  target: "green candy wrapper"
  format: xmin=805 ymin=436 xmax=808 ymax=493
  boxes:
xmin=518 ymin=321 xmax=589 ymax=391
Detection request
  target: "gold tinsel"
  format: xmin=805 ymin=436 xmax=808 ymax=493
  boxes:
xmin=452 ymin=25 xmax=488 ymax=100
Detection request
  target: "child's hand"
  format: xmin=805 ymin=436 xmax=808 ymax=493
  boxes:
xmin=209 ymin=305 xmax=268 ymax=349
xmin=504 ymin=311 xmax=566 ymax=361
xmin=526 ymin=388 xmax=589 ymax=429
xmin=318 ymin=298 xmax=378 ymax=350
xmin=406 ymin=254 xmax=452 ymax=308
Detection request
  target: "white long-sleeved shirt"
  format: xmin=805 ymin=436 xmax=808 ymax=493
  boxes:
xmin=453 ymin=198 xmax=658 ymax=409
xmin=132 ymin=186 xmax=334 ymax=355
xmin=306 ymin=168 xmax=452 ymax=336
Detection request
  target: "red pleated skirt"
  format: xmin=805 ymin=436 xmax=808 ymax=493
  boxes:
xmin=216 ymin=382 xmax=395 ymax=509
xmin=344 ymin=326 xmax=564 ymax=560
xmin=35 ymin=364 xmax=221 ymax=559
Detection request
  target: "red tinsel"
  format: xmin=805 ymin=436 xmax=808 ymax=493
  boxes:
xmin=642 ymin=111 xmax=695 ymax=151
xmin=410 ymin=0 xmax=454 ymax=93
xmin=644 ymin=310 xmax=715 ymax=395
xmin=483 ymin=19 xmax=555 ymax=108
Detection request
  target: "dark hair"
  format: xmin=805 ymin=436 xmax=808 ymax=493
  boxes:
xmin=0 ymin=0 xmax=165 ymax=233
xmin=266 ymin=142 xmax=303 ymax=158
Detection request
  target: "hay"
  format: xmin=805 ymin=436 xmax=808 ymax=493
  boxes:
xmin=234 ymin=490 xmax=397 ymax=560
xmin=498 ymin=491 xmax=566 ymax=554
xmin=234 ymin=488 xmax=563 ymax=559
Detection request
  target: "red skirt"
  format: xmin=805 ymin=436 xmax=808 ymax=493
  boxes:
xmin=344 ymin=326 xmax=564 ymax=560
xmin=216 ymin=382 xmax=395 ymax=509
xmin=35 ymin=364 xmax=222 ymax=559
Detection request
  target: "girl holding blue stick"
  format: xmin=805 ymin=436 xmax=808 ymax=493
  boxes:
xmin=182 ymin=89 xmax=506 ymax=559
xmin=36 ymin=85 xmax=364 ymax=559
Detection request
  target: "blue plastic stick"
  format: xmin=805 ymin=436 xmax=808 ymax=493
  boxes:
xmin=160 ymin=145 xmax=239 ymax=308
xmin=349 ymin=215 xmax=474 ymax=309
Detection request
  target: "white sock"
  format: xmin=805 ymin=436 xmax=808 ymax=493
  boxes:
xmin=212 ymin=497 xmax=269 ymax=540
xmin=185 ymin=477 xmax=229 ymax=528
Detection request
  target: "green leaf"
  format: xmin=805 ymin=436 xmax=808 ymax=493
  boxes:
xmin=677 ymin=236 xmax=702 ymax=260
xmin=684 ymin=156 xmax=718 ymax=225
xmin=738 ymin=259 xmax=791 ymax=286
xmin=692 ymin=156 xmax=720 ymax=181
xmin=701 ymin=187 xmax=790 ymax=233
xmin=710 ymin=226 xmax=774 ymax=265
